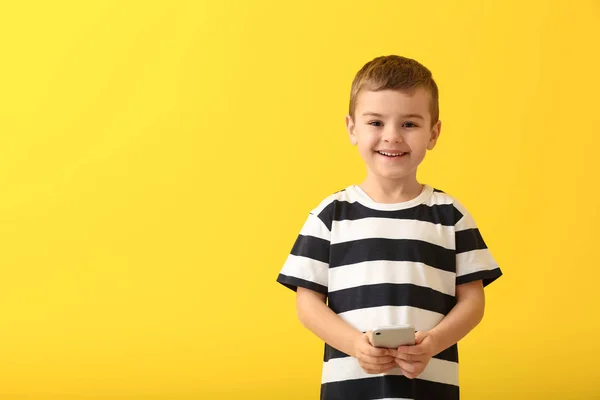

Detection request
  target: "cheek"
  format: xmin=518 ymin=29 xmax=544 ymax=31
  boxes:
xmin=356 ymin=134 xmax=372 ymax=149
xmin=356 ymin=143 xmax=377 ymax=163
xmin=360 ymin=134 xmax=379 ymax=149
xmin=408 ymin=135 xmax=431 ymax=151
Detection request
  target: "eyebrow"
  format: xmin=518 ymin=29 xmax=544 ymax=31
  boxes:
xmin=362 ymin=112 xmax=425 ymax=120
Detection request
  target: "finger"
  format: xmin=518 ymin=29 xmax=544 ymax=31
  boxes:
xmin=360 ymin=332 xmax=389 ymax=356
xmin=399 ymin=367 xmax=419 ymax=380
xmin=394 ymin=352 xmax=414 ymax=362
xmin=395 ymin=353 xmax=429 ymax=363
xmin=361 ymin=342 xmax=392 ymax=357
xmin=397 ymin=343 xmax=426 ymax=356
xmin=395 ymin=358 xmax=413 ymax=373
xmin=395 ymin=358 xmax=419 ymax=375
xmin=397 ymin=331 xmax=428 ymax=355
xmin=357 ymin=337 xmax=388 ymax=361
xmin=380 ymin=361 xmax=399 ymax=372
xmin=415 ymin=331 xmax=428 ymax=344
xmin=362 ymin=334 xmax=396 ymax=357
xmin=361 ymin=361 xmax=398 ymax=374
xmin=365 ymin=330 xmax=374 ymax=345
xmin=360 ymin=362 xmax=382 ymax=374
xmin=358 ymin=354 xmax=395 ymax=365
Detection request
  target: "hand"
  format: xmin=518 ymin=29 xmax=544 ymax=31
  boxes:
xmin=394 ymin=331 xmax=438 ymax=379
xmin=353 ymin=331 xmax=397 ymax=374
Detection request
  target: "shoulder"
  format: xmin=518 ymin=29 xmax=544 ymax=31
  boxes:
xmin=425 ymin=186 xmax=462 ymax=210
xmin=308 ymin=187 xmax=352 ymax=214
xmin=427 ymin=187 xmax=471 ymax=225
xmin=306 ymin=186 xmax=354 ymax=229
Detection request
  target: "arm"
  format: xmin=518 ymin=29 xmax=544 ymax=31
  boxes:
xmin=428 ymin=279 xmax=485 ymax=354
xmin=296 ymin=287 xmax=396 ymax=373
xmin=394 ymin=280 xmax=485 ymax=378
xmin=296 ymin=287 xmax=361 ymax=357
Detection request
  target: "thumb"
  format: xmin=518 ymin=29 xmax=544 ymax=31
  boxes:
xmin=415 ymin=331 xmax=428 ymax=345
xmin=365 ymin=330 xmax=374 ymax=346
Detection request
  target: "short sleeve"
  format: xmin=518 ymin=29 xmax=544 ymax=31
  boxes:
xmin=454 ymin=201 xmax=503 ymax=287
xmin=276 ymin=211 xmax=331 ymax=295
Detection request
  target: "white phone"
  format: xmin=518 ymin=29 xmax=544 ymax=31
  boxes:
xmin=371 ymin=325 xmax=416 ymax=348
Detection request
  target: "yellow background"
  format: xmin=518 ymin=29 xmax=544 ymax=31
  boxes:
xmin=1 ymin=1 xmax=599 ymax=398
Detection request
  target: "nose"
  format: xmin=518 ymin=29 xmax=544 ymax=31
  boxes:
xmin=382 ymin=126 xmax=403 ymax=143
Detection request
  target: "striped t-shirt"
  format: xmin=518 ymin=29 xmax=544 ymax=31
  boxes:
xmin=277 ymin=184 xmax=502 ymax=400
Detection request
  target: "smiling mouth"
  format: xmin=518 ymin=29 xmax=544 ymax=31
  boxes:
xmin=377 ymin=151 xmax=407 ymax=157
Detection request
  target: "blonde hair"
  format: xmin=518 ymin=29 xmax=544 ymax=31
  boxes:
xmin=349 ymin=55 xmax=439 ymax=127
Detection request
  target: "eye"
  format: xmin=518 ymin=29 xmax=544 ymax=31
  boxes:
xmin=403 ymin=121 xmax=418 ymax=128
xmin=368 ymin=120 xmax=383 ymax=127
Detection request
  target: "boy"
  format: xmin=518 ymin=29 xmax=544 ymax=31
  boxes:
xmin=276 ymin=55 xmax=502 ymax=399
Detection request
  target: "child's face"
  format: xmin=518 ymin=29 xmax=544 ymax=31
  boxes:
xmin=346 ymin=88 xmax=441 ymax=184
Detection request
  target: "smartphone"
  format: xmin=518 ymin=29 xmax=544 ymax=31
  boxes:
xmin=371 ymin=325 xmax=416 ymax=348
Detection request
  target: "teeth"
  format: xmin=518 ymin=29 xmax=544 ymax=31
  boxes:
xmin=378 ymin=151 xmax=404 ymax=157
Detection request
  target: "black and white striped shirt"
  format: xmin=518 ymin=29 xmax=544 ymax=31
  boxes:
xmin=277 ymin=184 xmax=502 ymax=400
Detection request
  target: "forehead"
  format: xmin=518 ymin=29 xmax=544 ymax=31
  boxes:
xmin=355 ymin=87 xmax=432 ymax=118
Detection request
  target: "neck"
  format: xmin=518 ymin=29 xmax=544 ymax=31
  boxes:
xmin=359 ymin=174 xmax=423 ymax=204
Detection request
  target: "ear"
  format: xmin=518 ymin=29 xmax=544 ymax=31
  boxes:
xmin=346 ymin=115 xmax=357 ymax=145
xmin=427 ymin=120 xmax=442 ymax=150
